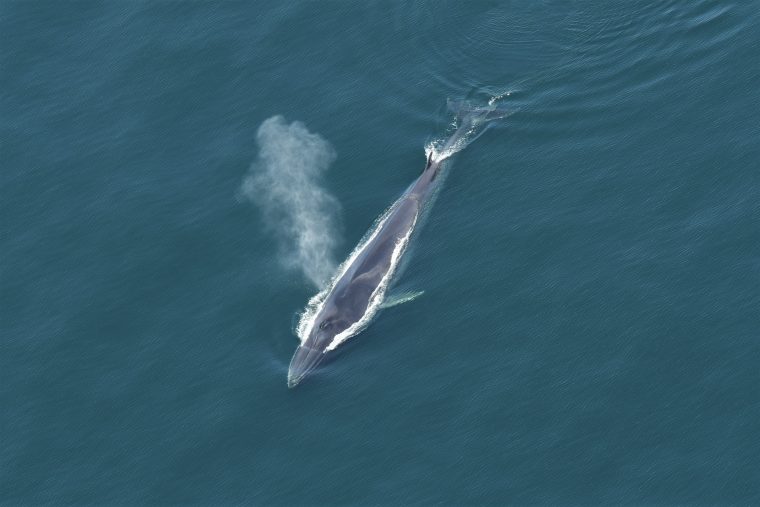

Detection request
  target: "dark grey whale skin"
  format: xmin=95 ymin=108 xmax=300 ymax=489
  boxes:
xmin=287 ymin=107 xmax=499 ymax=388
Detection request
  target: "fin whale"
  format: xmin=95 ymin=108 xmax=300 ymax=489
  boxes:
xmin=287 ymin=102 xmax=507 ymax=388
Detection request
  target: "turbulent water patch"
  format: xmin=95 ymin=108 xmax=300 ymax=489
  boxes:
xmin=425 ymin=94 xmax=514 ymax=163
xmin=241 ymin=116 xmax=341 ymax=288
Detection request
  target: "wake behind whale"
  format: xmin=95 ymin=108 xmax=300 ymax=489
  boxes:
xmin=289 ymin=99 xmax=510 ymax=388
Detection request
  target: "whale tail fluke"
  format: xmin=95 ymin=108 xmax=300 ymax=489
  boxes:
xmin=446 ymin=98 xmax=514 ymax=123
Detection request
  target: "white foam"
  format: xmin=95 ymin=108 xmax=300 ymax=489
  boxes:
xmin=425 ymin=116 xmax=490 ymax=163
xmin=427 ymin=94 xmax=513 ymax=163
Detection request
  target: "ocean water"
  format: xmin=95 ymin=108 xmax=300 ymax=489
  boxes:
xmin=2 ymin=1 xmax=759 ymax=504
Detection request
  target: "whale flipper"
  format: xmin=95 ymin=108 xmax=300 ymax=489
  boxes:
xmin=380 ymin=289 xmax=425 ymax=309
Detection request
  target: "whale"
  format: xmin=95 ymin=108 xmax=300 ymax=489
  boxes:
xmin=288 ymin=101 xmax=508 ymax=388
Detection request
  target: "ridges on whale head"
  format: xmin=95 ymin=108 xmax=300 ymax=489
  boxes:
xmin=287 ymin=343 xmax=324 ymax=388
xmin=288 ymin=312 xmax=345 ymax=388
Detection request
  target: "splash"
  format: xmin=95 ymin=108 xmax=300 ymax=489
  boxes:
xmin=425 ymin=126 xmax=481 ymax=163
xmin=241 ymin=116 xmax=340 ymax=288
xmin=425 ymin=94 xmax=514 ymax=163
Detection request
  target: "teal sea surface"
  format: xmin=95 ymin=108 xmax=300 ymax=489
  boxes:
xmin=2 ymin=1 xmax=759 ymax=504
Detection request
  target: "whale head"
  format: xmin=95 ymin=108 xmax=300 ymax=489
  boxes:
xmin=287 ymin=343 xmax=326 ymax=388
xmin=287 ymin=316 xmax=344 ymax=388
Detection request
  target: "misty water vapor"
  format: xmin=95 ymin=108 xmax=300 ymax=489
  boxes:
xmin=242 ymin=116 xmax=341 ymax=287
